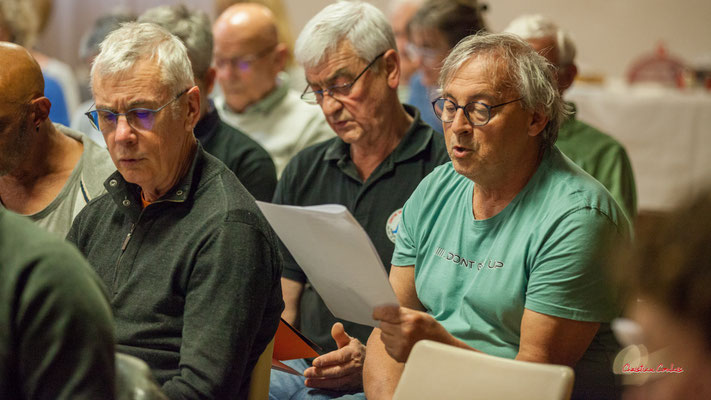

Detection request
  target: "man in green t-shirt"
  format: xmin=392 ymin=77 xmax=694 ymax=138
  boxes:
xmin=364 ymin=33 xmax=631 ymax=400
xmin=505 ymin=14 xmax=637 ymax=220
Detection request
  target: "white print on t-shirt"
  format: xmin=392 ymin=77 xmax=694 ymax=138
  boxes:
xmin=434 ymin=246 xmax=504 ymax=270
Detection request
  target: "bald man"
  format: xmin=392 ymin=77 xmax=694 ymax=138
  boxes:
xmin=212 ymin=3 xmax=333 ymax=176
xmin=0 ymin=42 xmax=114 ymax=237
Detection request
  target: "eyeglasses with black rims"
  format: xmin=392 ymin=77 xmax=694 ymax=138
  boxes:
xmin=213 ymin=44 xmax=277 ymax=72
xmin=431 ymin=97 xmax=523 ymax=127
xmin=85 ymin=88 xmax=191 ymax=133
xmin=300 ymin=52 xmax=386 ymax=105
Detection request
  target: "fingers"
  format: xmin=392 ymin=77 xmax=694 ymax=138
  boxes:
xmin=373 ymin=304 xmax=401 ymax=323
xmin=313 ymin=339 xmax=365 ymax=368
xmin=331 ymin=322 xmax=351 ymax=349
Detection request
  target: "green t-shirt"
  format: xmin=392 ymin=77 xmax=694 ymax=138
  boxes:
xmin=557 ymin=104 xmax=637 ymax=220
xmin=0 ymin=209 xmax=116 ymax=399
xmin=392 ymin=147 xmax=630 ymax=399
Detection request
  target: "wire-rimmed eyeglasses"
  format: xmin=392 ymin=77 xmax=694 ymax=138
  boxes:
xmin=300 ymin=52 xmax=386 ymax=105
xmin=85 ymin=88 xmax=190 ymax=133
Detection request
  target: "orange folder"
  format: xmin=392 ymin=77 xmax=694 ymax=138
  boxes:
xmin=272 ymin=318 xmax=322 ymax=375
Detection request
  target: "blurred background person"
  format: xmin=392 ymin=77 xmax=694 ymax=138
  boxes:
xmin=214 ymin=0 xmax=305 ymax=90
xmin=139 ymin=4 xmax=277 ymax=201
xmin=387 ymin=0 xmax=423 ymax=102
xmin=616 ymin=190 xmax=711 ymax=400
xmin=0 ymin=42 xmax=114 ymax=238
xmin=406 ymin=0 xmax=487 ymax=133
xmin=212 ymin=3 xmax=333 ymax=177
xmin=505 ymin=14 xmax=637 ymax=221
xmin=0 ymin=0 xmax=72 ymax=126
xmin=71 ymin=11 xmax=136 ymax=147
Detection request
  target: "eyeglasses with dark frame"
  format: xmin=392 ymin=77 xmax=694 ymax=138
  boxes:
xmin=213 ymin=44 xmax=277 ymax=72
xmin=300 ymin=52 xmax=386 ymax=105
xmin=85 ymin=88 xmax=190 ymax=133
xmin=431 ymin=97 xmax=523 ymax=126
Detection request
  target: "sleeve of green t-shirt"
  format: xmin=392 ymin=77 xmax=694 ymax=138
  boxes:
xmin=16 ymin=242 xmax=116 ymax=400
xmin=525 ymin=207 xmax=624 ymax=322
xmin=595 ymin=146 xmax=637 ymax=221
xmin=391 ymin=178 xmax=426 ymax=267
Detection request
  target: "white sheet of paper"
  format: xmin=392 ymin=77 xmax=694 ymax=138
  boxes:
xmin=257 ymin=201 xmax=399 ymax=327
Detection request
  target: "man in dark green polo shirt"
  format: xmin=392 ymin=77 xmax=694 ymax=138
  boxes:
xmin=269 ymin=2 xmax=449 ymax=399
xmin=139 ymin=4 xmax=277 ymax=202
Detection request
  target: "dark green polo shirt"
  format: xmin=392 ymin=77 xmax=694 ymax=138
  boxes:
xmin=195 ymin=105 xmax=277 ymax=202
xmin=273 ymin=105 xmax=449 ymax=352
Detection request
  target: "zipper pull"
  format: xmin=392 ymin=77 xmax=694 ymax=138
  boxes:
xmin=121 ymin=223 xmax=135 ymax=251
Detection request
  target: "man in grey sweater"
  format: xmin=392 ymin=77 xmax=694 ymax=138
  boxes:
xmin=67 ymin=22 xmax=283 ymax=400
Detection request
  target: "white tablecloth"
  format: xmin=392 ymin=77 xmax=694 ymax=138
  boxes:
xmin=565 ymin=83 xmax=711 ymax=212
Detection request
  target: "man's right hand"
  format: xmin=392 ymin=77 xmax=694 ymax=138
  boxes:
xmin=303 ymin=322 xmax=366 ymax=391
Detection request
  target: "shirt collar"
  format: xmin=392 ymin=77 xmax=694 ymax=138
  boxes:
xmin=104 ymin=141 xmax=205 ymax=218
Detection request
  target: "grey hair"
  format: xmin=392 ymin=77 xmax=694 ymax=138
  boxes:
xmin=0 ymin=0 xmax=39 ymax=47
xmin=439 ymin=32 xmax=569 ymax=148
xmin=138 ymin=5 xmax=213 ymax=81
xmin=91 ymin=22 xmax=194 ymax=95
xmin=295 ymin=1 xmax=396 ymax=69
xmin=408 ymin=0 xmax=487 ymax=48
xmin=503 ymin=14 xmax=576 ymax=66
xmin=387 ymin=0 xmax=425 ymax=16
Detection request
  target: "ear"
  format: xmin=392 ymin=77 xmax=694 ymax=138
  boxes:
xmin=30 ymin=97 xmax=52 ymax=125
xmin=204 ymin=67 xmax=217 ymax=95
xmin=272 ymin=43 xmax=288 ymax=74
xmin=185 ymin=85 xmax=201 ymax=131
xmin=557 ymin=63 xmax=578 ymax=94
xmin=528 ymin=108 xmax=549 ymax=138
xmin=383 ymin=48 xmax=401 ymax=90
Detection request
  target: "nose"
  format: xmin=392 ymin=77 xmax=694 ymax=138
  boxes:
xmin=113 ymin=115 xmax=136 ymax=145
xmin=320 ymin=92 xmax=343 ymax=117
xmin=450 ymin=108 xmax=473 ymax=137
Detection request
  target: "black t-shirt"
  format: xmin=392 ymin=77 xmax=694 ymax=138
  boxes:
xmin=273 ymin=105 xmax=449 ymax=351
xmin=195 ymin=107 xmax=277 ymax=202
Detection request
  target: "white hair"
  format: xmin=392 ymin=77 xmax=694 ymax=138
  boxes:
xmin=440 ymin=32 xmax=569 ymax=148
xmin=91 ymin=22 xmax=194 ymax=94
xmin=295 ymin=1 xmax=396 ymax=69
xmin=138 ymin=5 xmax=213 ymax=81
xmin=504 ymin=14 xmax=576 ymax=66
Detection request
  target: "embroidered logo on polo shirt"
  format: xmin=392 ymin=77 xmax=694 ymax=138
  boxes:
xmin=435 ymin=246 xmax=504 ymax=270
xmin=386 ymin=208 xmax=403 ymax=243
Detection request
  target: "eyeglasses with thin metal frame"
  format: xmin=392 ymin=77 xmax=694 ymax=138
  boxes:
xmin=431 ymin=97 xmax=523 ymax=126
xmin=213 ymin=44 xmax=277 ymax=72
xmin=85 ymin=88 xmax=190 ymax=133
xmin=300 ymin=52 xmax=386 ymax=105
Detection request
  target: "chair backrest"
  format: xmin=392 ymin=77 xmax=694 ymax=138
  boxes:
xmin=392 ymin=340 xmax=575 ymax=400
xmin=248 ymin=337 xmax=275 ymax=400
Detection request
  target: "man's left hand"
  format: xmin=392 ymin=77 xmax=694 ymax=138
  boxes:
xmin=303 ymin=322 xmax=366 ymax=391
xmin=373 ymin=304 xmax=452 ymax=363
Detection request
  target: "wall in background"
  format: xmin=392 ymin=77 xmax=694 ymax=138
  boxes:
xmin=36 ymin=0 xmax=710 ymax=79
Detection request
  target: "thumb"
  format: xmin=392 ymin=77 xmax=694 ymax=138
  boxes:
xmin=331 ymin=322 xmax=351 ymax=349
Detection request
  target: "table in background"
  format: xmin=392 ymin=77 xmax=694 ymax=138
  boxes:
xmin=566 ymin=83 xmax=711 ymax=212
